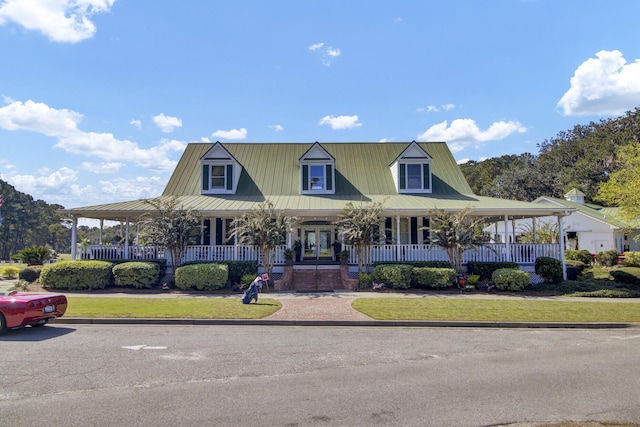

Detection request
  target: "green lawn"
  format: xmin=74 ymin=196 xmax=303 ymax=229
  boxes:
xmin=66 ymin=297 xmax=281 ymax=319
xmin=351 ymin=298 xmax=640 ymax=322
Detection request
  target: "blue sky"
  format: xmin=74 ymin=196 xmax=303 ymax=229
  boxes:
xmin=1 ymin=0 xmax=640 ymax=210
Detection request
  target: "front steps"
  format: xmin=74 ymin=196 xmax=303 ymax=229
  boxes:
xmin=275 ymin=264 xmax=358 ymax=291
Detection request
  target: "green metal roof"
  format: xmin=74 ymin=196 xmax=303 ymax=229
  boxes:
xmin=535 ymin=196 xmax=639 ymax=229
xmin=64 ymin=142 xmax=574 ymax=221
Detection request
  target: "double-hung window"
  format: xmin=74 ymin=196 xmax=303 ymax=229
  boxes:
xmin=300 ymin=142 xmax=335 ymax=195
xmin=202 ymin=162 xmax=234 ymax=193
xmin=399 ymin=162 xmax=431 ymax=192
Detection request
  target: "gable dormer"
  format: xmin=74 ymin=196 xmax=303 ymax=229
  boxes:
xmin=391 ymin=141 xmax=433 ymax=193
xmin=299 ymin=142 xmax=335 ymax=195
xmin=200 ymin=142 xmax=241 ymax=194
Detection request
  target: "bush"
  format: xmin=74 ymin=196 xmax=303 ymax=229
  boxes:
xmin=621 ymin=251 xmax=640 ymax=267
xmin=466 ymin=274 xmax=480 ymax=287
xmin=359 ymin=273 xmax=372 ymax=288
xmin=492 ymin=268 xmax=530 ymax=291
xmin=112 ymin=262 xmax=160 ymax=289
xmin=565 ymin=249 xmax=592 ymax=265
xmin=411 ymin=267 xmax=456 ymax=289
xmin=40 ymin=260 xmax=113 ymax=290
xmin=241 ymin=273 xmax=256 ymax=288
xmin=596 ymin=249 xmax=619 ymax=267
xmin=174 ymin=263 xmax=229 ymax=291
xmin=0 ymin=265 xmax=20 ymax=278
xmin=535 ymin=257 xmax=563 ymax=284
xmin=609 ymin=267 xmax=640 ymax=289
xmin=372 ymin=264 xmax=413 ymax=289
xmin=466 ymin=262 xmax=519 ymax=280
xmin=18 ymin=266 xmax=43 ymax=282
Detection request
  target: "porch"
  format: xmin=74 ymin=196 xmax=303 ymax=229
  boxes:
xmin=76 ymin=242 xmax=560 ymax=271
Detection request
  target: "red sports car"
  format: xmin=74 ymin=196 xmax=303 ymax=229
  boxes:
xmin=0 ymin=292 xmax=67 ymax=335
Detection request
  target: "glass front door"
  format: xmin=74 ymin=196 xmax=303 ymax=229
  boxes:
xmin=303 ymin=227 xmax=334 ymax=260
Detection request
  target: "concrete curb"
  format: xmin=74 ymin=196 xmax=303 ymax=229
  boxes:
xmin=54 ymin=318 xmax=638 ymax=329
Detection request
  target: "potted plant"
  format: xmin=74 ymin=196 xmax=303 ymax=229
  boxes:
xmin=339 ymin=250 xmax=350 ymax=265
xmin=284 ymin=248 xmax=296 ymax=265
xmin=293 ymin=240 xmax=302 ymax=262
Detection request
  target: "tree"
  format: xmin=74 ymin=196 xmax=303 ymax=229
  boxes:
xmin=231 ymin=200 xmax=296 ymax=286
xmin=427 ymin=207 xmax=487 ymax=274
xmin=516 ymin=219 xmax=559 ymax=244
xmin=138 ymin=197 xmax=202 ymax=272
xmin=595 ymin=141 xmax=640 ymax=222
xmin=334 ymin=200 xmax=384 ymax=277
xmin=11 ymin=245 xmax=53 ymax=265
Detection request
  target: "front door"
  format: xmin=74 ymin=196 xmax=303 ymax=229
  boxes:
xmin=303 ymin=227 xmax=334 ymax=261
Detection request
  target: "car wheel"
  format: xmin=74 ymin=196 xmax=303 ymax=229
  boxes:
xmin=0 ymin=313 xmax=7 ymax=336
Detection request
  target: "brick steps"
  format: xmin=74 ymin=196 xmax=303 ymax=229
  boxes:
xmin=275 ymin=265 xmax=358 ymax=291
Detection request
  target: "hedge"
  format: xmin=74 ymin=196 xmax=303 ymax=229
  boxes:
xmin=621 ymin=251 xmax=640 ymax=268
xmin=112 ymin=261 xmax=161 ymax=289
xmin=174 ymin=263 xmax=229 ymax=291
xmin=609 ymin=267 xmax=640 ymax=289
xmin=372 ymin=264 xmax=413 ymax=289
xmin=466 ymin=262 xmax=519 ymax=280
xmin=411 ymin=267 xmax=456 ymax=289
xmin=534 ymin=257 xmax=563 ymax=284
xmin=492 ymin=268 xmax=530 ymax=291
xmin=40 ymin=260 xmax=113 ymax=290
xmin=565 ymin=249 xmax=592 ymax=265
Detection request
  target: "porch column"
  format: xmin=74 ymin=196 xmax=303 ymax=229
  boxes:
xmin=532 ymin=217 xmax=537 ymax=244
xmin=200 ymin=218 xmax=204 ymax=245
xmin=396 ymin=216 xmax=401 ymax=261
xmin=558 ymin=214 xmax=567 ymax=280
xmin=233 ymin=216 xmax=238 ymax=261
xmin=504 ymin=215 xmax=511 ymax=262
xmin=125 ymin=219 xmax=130 ymax=259
xmin=71 ymin=216 xmax=78 ymax=260
xmin=511 ymin=218 xmax=517 ymax=244
xmin=99 ymin=219 xmax=104 ymax=245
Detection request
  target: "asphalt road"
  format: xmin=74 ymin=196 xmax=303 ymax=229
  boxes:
xmin=1 ymin=324 xmax=639 ymax=426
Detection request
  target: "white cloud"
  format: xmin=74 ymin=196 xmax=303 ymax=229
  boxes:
xmin=318 ymin=114 xmax=362 ymax=130
xmin=0 ymin=99 xmax=185 ymax=172
xmin=417 ymin=104 xmax=456 ymax=113
xmin=211 ymin=128 xmax=247 ymax=140
xmin=152 ymin=113 xmax=182 ymax=133
xmin=0 ymin=0 xmax=115 ymax=43
xmin=80 ymin=162 xmax=124 ymax=174
xmin=309 ymin=41 xmax=341 ymax=66
xmin=99 ymin=175 xmax=166 ymax=201
xmin=308 ymin=42 xmax=324 ymax=51
xmin=130 ymin=119 xmax=142 ymax=130
xmin=417 ymin=118 xmax=526 ymax=152
xmin=557 ymin=50 xmax=640 ymax=116
xmin=269 ymin=124 xmax=284 ymax=132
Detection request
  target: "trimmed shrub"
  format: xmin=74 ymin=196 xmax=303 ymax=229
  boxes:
xmin=18 ymin=266 xmax=42 ymax=282
xmin=492 ymin=268 xmax=530 ymax=291
xmin=174 ymin=263 xmax=229 ymax=291
xmin=535 ymin=257 xmax=563 ymax=284
xmin=411 ymin=267 xmax=456 ymax=289
xmin=467 ymin=261 xmax=519 ymax=280
xmin=112 ymin=262 xmax=160 ymax=289
xmin=565 ymin=259 xmax=587 ymax=272
xmin=225 ymin=261 xmax=258 ymax=286
xmin=565 ymin=249 xmax=592 ymax=265
xmin=609 ymin=267 xmax=640 ymax=289
xmin=621 ymin=251 xmax=640 ymax=267
xmin=0 ymin=265 xmax=20 ymax=278
xmin=241 ymin=273 xmax=256 ymax=288
xmin=466 ymin=274 xmax=480 ymax=287
xmin=375 ymin=261 xmax=452 ymax=269
xmin=40 ymin=260 xmax=113 ymax=290
xmin=372 ymin=264 xmax=413 ymax=289
xmin=596 ymin=249 xmax=619 ymax=267
xmin=359 ymin=273 xmax=372 ymax=288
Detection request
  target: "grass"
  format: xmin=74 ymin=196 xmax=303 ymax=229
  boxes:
xmin=351 ymin=298 xmax=640 ymax=322
xmin=66 ymin=297 xmax=281 ymax=319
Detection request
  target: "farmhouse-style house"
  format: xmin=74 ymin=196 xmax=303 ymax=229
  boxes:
xmin=64 ymin=141 xmax=573 ymax=289
xmin=490 ymin=188 xmax=640 ymax=255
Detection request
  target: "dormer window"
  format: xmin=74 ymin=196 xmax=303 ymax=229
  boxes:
xmin=392 ymin=142 xmax=433 ymax=194
xmin=300 ymin=143 xmax=335 ymax=195
xmin=200 ymin=142 xmax=241 ymax=194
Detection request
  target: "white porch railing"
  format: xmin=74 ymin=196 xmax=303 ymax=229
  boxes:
xmin=77 ymin=243 xmax=559 ymax=265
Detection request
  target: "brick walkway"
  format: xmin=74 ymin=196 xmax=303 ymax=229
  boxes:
xmin=265 ymin=293 xmax=371 ymax=321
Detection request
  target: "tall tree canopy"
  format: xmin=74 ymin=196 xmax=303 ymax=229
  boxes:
xmin=595 ymin=142 xmax=640 ymax=222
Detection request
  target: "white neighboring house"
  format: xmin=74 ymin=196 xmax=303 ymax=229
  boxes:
xmin=489 ymin=189 xmax=640 ymax=255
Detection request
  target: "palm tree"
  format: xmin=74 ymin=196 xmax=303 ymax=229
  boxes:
xmin=427 ymin=207 xmax=487 ymax=274
xmin=334 ymin=200 xmax=384 ymax=277
xmin=231 ymin=201 xmax=296 ymax=286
